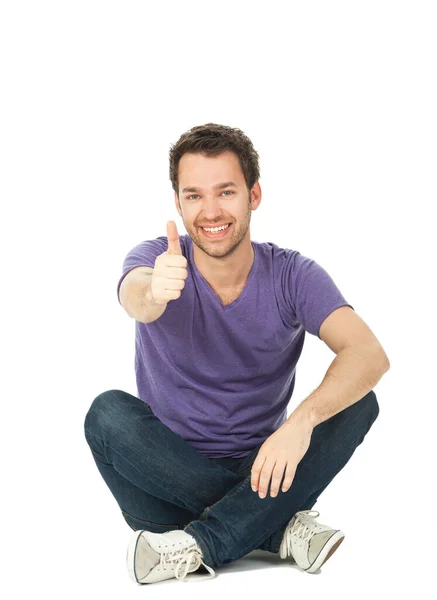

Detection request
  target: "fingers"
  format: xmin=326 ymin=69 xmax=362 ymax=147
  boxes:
xmin=166 ymin=220 xmax=182 ymax=255
xmin=251 ymin=459 xmax=289 ymax=498
xmin=281 ymin=463 xmax=295 ymax=494
xmin=251 ymin=455 xmax=269 ymax=496
xmin=250 ymin=454 xmax=265 ymax=493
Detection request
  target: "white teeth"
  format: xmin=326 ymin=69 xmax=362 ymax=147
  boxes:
xmin=202 ymin=224 xmax=230 ymax=233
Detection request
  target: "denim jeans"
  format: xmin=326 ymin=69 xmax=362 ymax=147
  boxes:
xmin=84 ymin=388 xmax=379 ymax=569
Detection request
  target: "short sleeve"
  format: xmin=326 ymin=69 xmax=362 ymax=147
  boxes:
xmin=280 ymin=250 xmax=354 ymax=338
xmin=116 ymin=236 xmax=168 ymax=305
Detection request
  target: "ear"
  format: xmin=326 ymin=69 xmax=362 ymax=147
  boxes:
xmin=250 ymin=181 xmax=262 ymax=210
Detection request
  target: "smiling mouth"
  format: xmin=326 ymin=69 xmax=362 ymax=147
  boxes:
xmin=199 ymin=223 xmax=232 ymax=237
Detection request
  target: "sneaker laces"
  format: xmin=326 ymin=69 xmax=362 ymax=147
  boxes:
xmin=280 ymin=509 xmax=320 ymax=559
xmin=161 ymin=546 xmax=216 ymax=582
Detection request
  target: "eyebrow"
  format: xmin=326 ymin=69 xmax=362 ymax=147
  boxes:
xmin=182 ymin=181 xmax=238 ymax=194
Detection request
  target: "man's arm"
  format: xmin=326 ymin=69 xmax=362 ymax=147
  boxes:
xmin=119 ymin=266 xmax=168 ymax=323
xmin=286 ymin=306 xmax=390 ymax=428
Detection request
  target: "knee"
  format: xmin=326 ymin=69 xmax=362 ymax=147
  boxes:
xmin=83 ymin=389 xmax=124 ymax=438
xmin=358 ymin=390 xmax=380 ymax=429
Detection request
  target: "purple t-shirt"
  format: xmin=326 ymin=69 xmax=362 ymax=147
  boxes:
xmin=116 ymin=234 xmax=353 ymax=458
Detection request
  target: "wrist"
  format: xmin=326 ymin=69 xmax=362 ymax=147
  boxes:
xmin=285 ymin=404 xmax=317 ymax=431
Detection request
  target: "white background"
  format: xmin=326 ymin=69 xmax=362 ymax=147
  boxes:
xmin=1 ymin=0 xmax=436 ymax=597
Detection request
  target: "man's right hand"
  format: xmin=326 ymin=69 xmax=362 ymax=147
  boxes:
xmin=149 ymin=221 xmax=188 ymax=305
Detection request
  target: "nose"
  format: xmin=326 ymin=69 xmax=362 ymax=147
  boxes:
xmin=201 ymin=196 xmax=224 ymax=221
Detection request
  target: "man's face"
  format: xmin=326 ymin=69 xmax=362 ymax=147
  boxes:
xmin=175 ymin=151 xmax=259 ymax=259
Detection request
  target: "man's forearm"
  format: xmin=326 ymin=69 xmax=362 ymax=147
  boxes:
xmin=286 ymin=343 xmax=390 ymax=429
xmin=123 ymin=273 xmax=168 ymax=323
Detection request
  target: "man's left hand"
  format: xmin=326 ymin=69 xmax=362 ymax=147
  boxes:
xmin=250 ymin=419 xmax=313 ymax=498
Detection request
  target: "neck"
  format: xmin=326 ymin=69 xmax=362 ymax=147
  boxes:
xmin=192 ymin=234 xmax=254 ymax=289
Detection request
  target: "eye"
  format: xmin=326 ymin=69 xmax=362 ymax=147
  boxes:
xmin=187 ymin=191 xmax=234 ymax=200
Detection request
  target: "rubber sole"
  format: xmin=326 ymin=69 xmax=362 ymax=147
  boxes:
xmin=305 ymin=530 xmax=345 ymax=573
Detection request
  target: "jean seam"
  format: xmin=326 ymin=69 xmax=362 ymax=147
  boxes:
xmin=202 ymin=476 xmax=250 ymax=518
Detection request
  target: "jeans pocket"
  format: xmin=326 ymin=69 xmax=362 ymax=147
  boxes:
xmin=121 ymin=509 xmax=180 ymax=533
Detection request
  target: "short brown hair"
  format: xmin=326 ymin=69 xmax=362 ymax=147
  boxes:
xmin=169 ymin=123 xmax=261 ymax=197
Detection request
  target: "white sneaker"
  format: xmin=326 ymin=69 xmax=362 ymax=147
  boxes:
xmin=126 ymin=528 xmax=216 ymax=584
xmin=279 ymin=510 xmax=345 ymax=574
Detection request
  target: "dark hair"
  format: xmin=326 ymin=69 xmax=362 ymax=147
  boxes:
xmin=169 ymin=123 xmax=260 ymax=197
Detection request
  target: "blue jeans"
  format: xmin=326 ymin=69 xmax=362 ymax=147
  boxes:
xmin=84 ymin=388 xmax=379 ymax=569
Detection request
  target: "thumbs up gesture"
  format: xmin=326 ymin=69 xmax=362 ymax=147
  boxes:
xmin=150 ymin=221 xmax=188 ymax=305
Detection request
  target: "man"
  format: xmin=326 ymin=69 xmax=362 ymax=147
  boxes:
xmin=84 ymin=123 xmax=389 ymax=584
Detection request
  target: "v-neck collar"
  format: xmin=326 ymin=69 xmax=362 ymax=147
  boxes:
xmin=186 ymin=235 xmax=258 ymax=311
